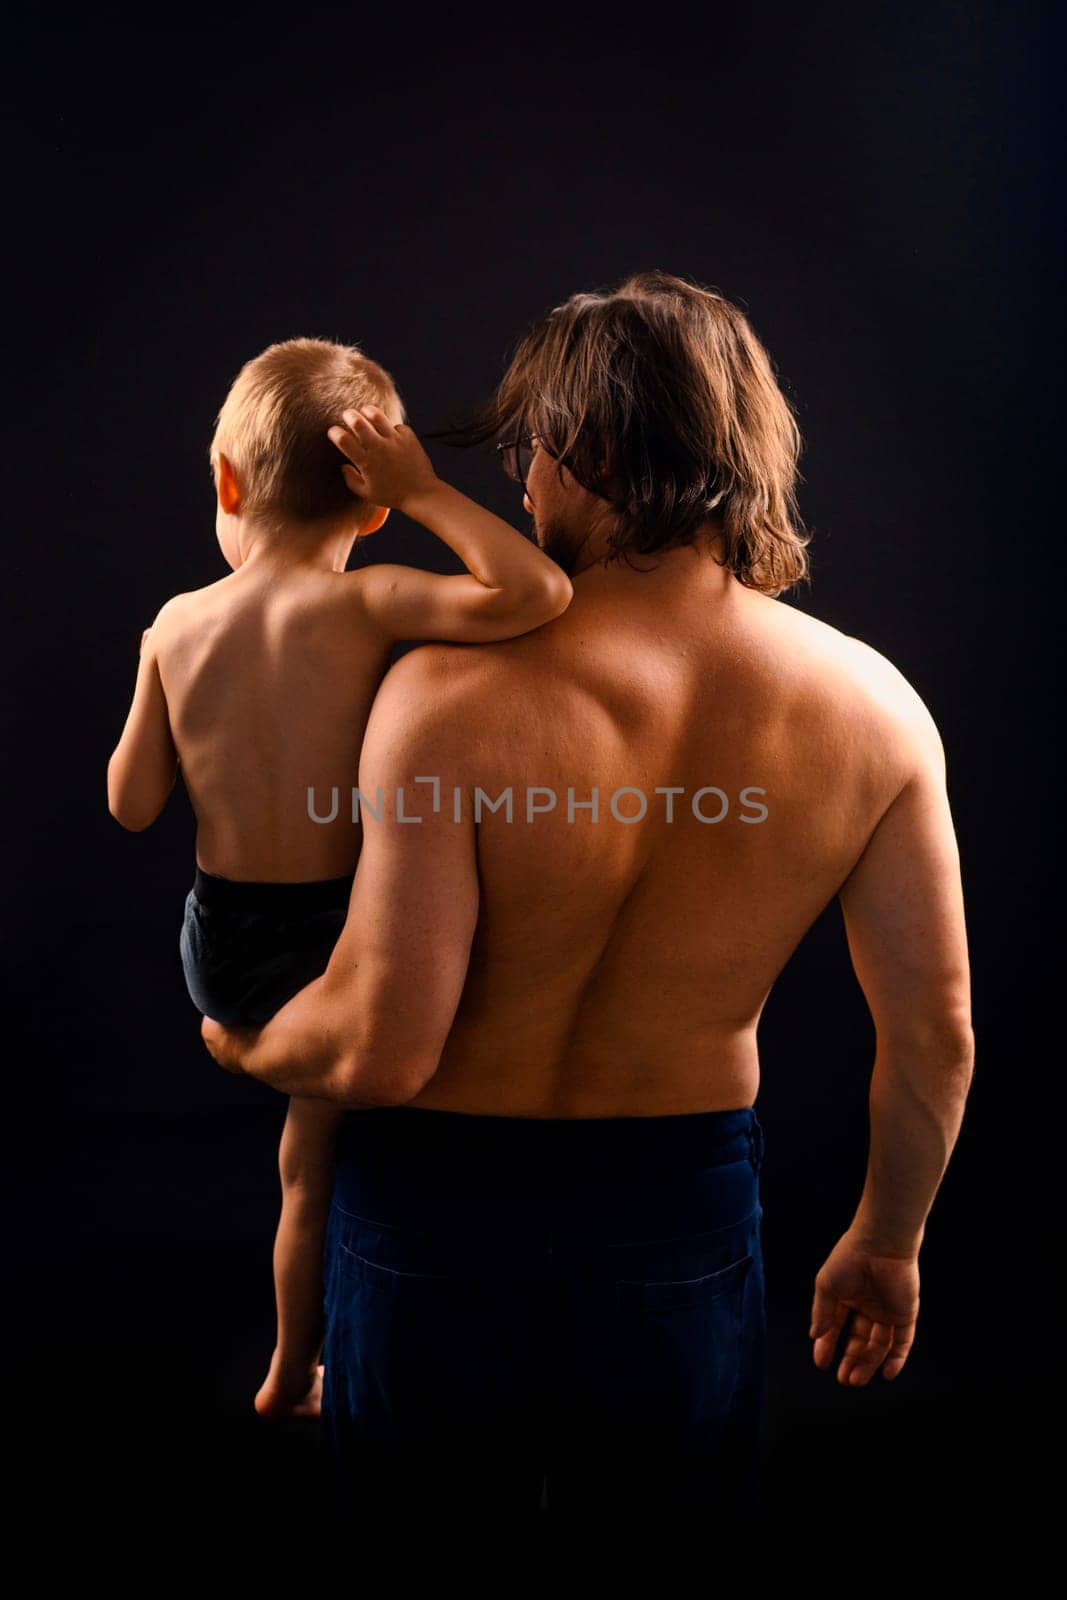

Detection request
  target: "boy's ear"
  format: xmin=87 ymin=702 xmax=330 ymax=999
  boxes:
xmin=215 ymin=452 xmax=242 ymax=515
xmin=359 ymin=504 xmax=390 ymax=536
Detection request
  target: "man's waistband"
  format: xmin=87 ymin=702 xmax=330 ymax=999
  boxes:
xmin=331 ymin=1104 xmax=765 ymax=1236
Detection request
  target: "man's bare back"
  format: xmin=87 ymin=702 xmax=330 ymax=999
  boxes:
xmin=399 ymin=542 xmax=951 ymax=1117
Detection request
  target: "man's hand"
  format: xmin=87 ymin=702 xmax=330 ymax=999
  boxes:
xmin=328 ymin=404 xmax=440 ymax=513
xmin=201 ymin=1014 xmax=259 ymax=1076
xmin=809 ymin=1228 xmax=920 ymax=1385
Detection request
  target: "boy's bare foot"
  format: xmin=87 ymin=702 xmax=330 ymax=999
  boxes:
xmin=254 ymin=1350 xmax=324 ymax=1420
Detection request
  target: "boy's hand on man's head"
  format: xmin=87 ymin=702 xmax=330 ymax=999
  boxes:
xmin=328 ymin=403 xmax=440 ymax=515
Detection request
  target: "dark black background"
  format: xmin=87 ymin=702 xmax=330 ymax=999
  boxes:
xmin=5 ymin=0 xmax=1053 ymax=1550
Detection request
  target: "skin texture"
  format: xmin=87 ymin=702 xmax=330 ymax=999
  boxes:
xmin=204 ymin=437 xmax=974 ymax=1397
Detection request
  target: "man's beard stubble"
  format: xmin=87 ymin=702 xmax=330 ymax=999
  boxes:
xmin=535 ymin=514 xmax=586 ymax=578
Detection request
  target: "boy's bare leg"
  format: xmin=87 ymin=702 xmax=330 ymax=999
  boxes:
xmin=254 ymin=1094 xmax=345 ymax=1420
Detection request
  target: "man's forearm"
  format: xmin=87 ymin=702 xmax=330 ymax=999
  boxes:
xmin=851 ymin=1027 xmax=975 ymax=1256
xmin=211 ymin=975 xmax=405 ymax=1107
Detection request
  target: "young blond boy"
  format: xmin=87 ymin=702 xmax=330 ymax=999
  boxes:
xmin=107 ymin=337 xmax=572 ymax=1418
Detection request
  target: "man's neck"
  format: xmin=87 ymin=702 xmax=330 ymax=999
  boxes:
xmin=569 ymin=527 xmax=734 ymax=604
xmin=566 ymin=513 xmax=727 ymax=579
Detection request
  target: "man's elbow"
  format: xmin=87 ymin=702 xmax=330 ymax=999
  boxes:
xmin=331 ymin=1046 xmax=442 ymax=1110
xmin=877 ymin=1011 xmax=976 ymax=1074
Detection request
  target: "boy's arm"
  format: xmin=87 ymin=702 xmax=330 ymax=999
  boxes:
xmin=357 ymin=549 xmax=569 ymax=644
xmin=107 ymin=616 xmax=179 ymax=830
xmin=332 ymin=405 xmax=573 ymax=643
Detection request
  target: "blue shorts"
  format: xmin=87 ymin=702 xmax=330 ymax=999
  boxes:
xmin=320 ymin=1103 xmax=768 ymax=1520
xmin=178 ymin=866 xmax=354 ymax=1026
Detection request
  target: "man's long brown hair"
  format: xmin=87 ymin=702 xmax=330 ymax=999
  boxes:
xmin=443 ymin=271 xmax=812 ymax=595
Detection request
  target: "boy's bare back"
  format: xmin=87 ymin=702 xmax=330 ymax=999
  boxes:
xmin=153 ymin=565 xmax=391 ymax=881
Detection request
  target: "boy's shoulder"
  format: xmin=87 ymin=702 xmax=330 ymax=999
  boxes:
xmin=147 ymin=566 xmax=403 ymax=646
xmin=152 ymin=580 xmax=224 ymax=619
xmin=142 ymin=579 xmax=233 ymax=643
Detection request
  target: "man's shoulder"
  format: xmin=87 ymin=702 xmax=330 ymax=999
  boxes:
xmin=779 ymin=603 xmax=945 ymax=769
xmin=380 ymin=635 xmax=543 ymax=704
xmin=363 ymin=636 xmax=550 ymax=770
xmin=837 ymin=631 xmax=941 ymax=746
xmin=773 ymin=601 xmax=930 ymax=706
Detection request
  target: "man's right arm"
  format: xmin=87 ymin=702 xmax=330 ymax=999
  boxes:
xmin=837 ymin=703 xmax=975 ymax=1260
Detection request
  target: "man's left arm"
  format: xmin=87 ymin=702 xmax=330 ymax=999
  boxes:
xmin=202 ymin=655 xmax=479 ymax=1105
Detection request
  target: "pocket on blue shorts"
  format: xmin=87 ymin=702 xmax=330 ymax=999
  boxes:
xmin=324 ymin=1210 xmax=539 ymax=1450
xmin=610 ymin=1218 xmax=759 ymax=1434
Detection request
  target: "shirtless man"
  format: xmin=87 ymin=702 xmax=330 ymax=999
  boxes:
xmin=202 ymin=271 xmax=975 ymax=1519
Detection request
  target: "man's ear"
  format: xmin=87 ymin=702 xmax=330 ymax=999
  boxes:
xmin=359 ymin=504 xmax=390 ymax=537
xmin=595 ymin=443 xmax=619 ymax=497
xmin=215 ymin=452 xmax=242 ymax=515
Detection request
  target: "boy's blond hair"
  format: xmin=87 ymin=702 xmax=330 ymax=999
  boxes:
xmin=210 ymin=337 xmax=404 ymax=525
